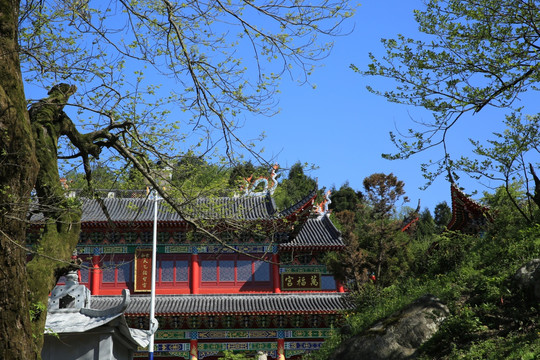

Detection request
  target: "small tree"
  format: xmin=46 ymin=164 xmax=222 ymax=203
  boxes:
xmin=326 ymin=209 xmax=372 ymax=291
xmin=221 ymin=350 xmax=253 ymax=360
xmin=327 ymin=174 xmax=411 ymax=288
xmin=434 ymin=201 xmax=452 ymax=233
xmin=362 ymin=173 xmax=409 ymax=284
xmin=482 ymin=183 xmax=538 ymax=236
xmin=415 ymin=208 xmax=436 ymax=240
xmin=329 ymin=182 xmax=363 ymax=213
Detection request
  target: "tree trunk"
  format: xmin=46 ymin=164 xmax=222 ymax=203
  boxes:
xmin=26 ymin=84 xmax=82 ymax=351
xmin=0 ymin=0 xmax=40 ymax=358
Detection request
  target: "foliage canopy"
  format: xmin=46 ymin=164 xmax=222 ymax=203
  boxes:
xmin=360 ymin=0 xmax=540 ymax=222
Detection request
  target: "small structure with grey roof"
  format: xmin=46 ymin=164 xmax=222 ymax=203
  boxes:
xmin=43 ymin=271 xmax=156 ymax=360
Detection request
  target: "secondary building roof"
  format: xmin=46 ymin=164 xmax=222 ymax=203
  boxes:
xmin=281 ymin=216 xmax=344 ymax=250
xmin=45 ymin=284 xmax=152 ymax=349
xmin=91 ymin=293 xmax=352 ymax=316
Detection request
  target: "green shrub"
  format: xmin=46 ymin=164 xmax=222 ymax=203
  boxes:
xmin=220 ymin=351 xmax=252 ymax=360
xmin=419 ymin=305 xmax=485 ymax=357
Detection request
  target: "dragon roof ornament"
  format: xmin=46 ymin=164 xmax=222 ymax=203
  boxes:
xmin=314 ymin=190 xmax=331 ymax=218
xmin=241 ymin=164 xmax=279 ymax=196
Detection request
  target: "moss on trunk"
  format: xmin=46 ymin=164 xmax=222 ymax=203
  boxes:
xmin=26 ymin=84 xmax=83 ymax=356
xmin=26 ymin=214 xmax=81 ymax=349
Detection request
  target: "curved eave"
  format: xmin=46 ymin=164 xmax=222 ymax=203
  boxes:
xmin=451 ymin=183 xmax=490 ymax=213
xmin=280 ymin=215 xmax=344 ymax=249
xmin=277 ymin=190 xmax=318 ymax=220
xmin=448 ymin=183 xmax=493 ymax=230
xmin=80 ymin=218 xmax=297 ymax=232
xmin=79 ymin=196 xmax=280 ymax=224
xmin=33 ymin=191 xmax=320 ymax=230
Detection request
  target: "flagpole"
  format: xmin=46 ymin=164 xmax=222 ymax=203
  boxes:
xmin=149 ymin=188 xmax=160 ymax=360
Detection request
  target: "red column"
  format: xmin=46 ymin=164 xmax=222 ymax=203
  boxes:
xmin=277 ymin=338 xmax=285 ymax=360
xmin=190 ymin=253 xmax=200 ymax=294
xmin=90 ymin=249 xmax=101 ymax=295
xmin=336 ymin=280 xmax=345 ymax=293
xmin=189 ymin=339 xmax=198 ymax=360
xmin=272 ymin=253 xmax=281 ymax=293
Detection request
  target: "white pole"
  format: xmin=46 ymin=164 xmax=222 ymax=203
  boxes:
xmin=149 ymin=188 xmax=160 ymax=360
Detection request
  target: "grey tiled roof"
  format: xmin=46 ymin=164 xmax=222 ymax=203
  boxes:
xmin=281 ymin=216 xmax=344 ymax=249
xmin=31 ymin=189 xmax=318 ymax=225
xmin=91 ymin=293 xmax=351 ymax=315
xmin=80 ymin=195 xmax=278 ymax=223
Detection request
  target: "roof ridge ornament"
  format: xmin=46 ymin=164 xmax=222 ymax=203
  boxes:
xmin=80 ymin=289 xmax=131 ymax=317
xmin=314 ymin=190 xmax=332 ymax=218
xmin=241 ymin=164 xmax=279 ymax=196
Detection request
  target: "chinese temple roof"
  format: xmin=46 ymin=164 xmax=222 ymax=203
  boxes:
xmin=80 ymin=195 xmax=276 ymax=223
xmin=76 ymin=189 xmax=317 ymax=225
xmin=280 ymin=215 xmax=344 ymax=250
xmin=448 ymin=183 xmax=493 ymax=232
xmin=90 ymin=293 xmax=351 ymax=316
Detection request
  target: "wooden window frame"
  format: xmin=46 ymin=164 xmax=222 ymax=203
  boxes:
xmin=100 ymin=255 xmax=134 ymax=290
xmin=156 ymin=254 xmax=190 ymax=289
xmin=200 ymin=254 xmax=271 ymax=291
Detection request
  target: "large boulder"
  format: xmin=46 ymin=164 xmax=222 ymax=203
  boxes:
xmin=513 ymin=259 xmax=540 ymax=300
xmin=329 ymin=294 xmax=449 ymax=360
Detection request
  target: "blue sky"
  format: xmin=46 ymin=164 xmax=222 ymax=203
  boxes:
xmin=22 ymin=0 xmax=538 ymax=214
xmin=235 ymin=0 xmax=538 ymax=213
xmin=235 ymin=0 xmax=455 ymax=212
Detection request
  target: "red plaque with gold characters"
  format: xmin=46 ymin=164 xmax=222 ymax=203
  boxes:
xmin=281 ymin=273 xmax=321 ymax=290
xmin=134 ymin=249 xmax=153 ymax=292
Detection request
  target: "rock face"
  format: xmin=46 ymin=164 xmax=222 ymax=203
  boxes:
xmin=329 ymin=294 xmax=449 ymax=360
xmin=513 ymin=259 xmax=540 ymax=300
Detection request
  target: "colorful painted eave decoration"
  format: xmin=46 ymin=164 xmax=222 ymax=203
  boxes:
xmin=447 ymin=183 xmax=493 ymax=231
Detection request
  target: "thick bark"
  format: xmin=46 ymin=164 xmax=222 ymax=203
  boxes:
xmin=26 ymin=84 xmax=82 ymax=352
xmin=0 ymin=0 xmax=40 ymax=358
xmin=1 ymin=13 xmax=85 ymax=357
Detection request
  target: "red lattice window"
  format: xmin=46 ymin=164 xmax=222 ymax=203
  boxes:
xmin=200 ymin=255 xmax=271 ymax=291
xmin=156 ymin=255 xmax=189 ymax=288
xmin=101 ymin=255 xmax=133 ymax=287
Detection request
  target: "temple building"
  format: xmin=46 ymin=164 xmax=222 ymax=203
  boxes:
xmin=40 ymin=175 xmax=350 ymax=360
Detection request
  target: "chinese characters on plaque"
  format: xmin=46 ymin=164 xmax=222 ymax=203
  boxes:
xmin=134 ymin=249 xmax=153 ymax=292
xmin=281 ymin=273 xmax=321 ymax=290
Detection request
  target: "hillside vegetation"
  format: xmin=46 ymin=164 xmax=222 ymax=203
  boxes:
xmin=310 ymin=182 xmax=540 ymax=359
